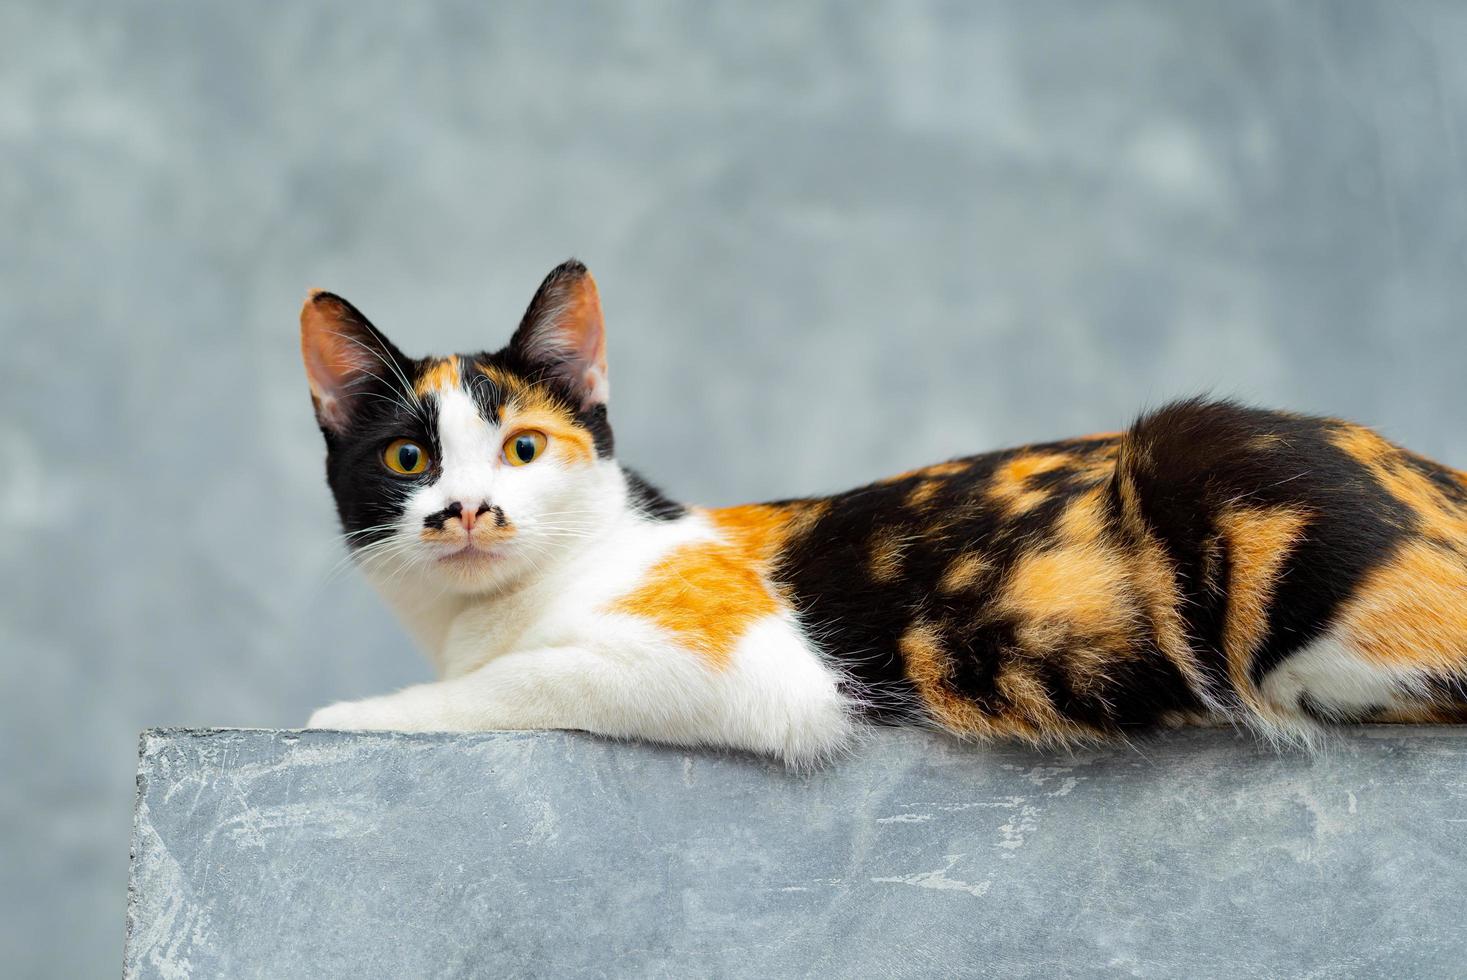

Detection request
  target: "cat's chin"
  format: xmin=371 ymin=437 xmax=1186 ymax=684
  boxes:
xmin=430 ymin=546 xmax=525 ymax=594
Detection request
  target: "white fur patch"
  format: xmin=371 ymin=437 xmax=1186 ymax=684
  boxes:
xmin=1260 ymin=632 xmax=1425 ymax=718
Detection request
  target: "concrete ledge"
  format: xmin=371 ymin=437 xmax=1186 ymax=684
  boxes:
xmin=125 ymin=727 xmax=1467 ymax=978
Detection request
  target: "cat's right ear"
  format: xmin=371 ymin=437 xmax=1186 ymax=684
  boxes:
xmin=299 ymin=290 xmax=409 ymax=434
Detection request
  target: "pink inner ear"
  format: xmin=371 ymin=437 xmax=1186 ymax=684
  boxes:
xmin=529 ymin=274 xmax=609 ymax=408
xmin=300 ymin=292 xmax=376 ymax=429
xmin=564 ymin=277 xmax=606 ymax=371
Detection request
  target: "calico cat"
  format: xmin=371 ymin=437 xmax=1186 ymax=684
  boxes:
xmin=302 ymin=259 xmax=1467 ymax=764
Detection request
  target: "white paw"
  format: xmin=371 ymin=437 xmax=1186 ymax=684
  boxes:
xmin=306 ymin=698 xmax=405 ymax=731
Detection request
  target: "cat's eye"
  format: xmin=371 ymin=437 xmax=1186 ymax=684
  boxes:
xmin=383 ymin=438 xmax=430 ymax=476
xmin=503 ymin=431 xmax=547 ymax=466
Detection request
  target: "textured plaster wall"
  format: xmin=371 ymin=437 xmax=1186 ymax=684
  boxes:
xmin=6 ymin=3 xmax=1467 ymax=975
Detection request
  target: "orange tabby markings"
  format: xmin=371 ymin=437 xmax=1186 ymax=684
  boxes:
xmin=1103 ymin=434 xmax=1223 ymax=699
xmin=867 ymin=526 xmax=908 ymax=583
xmin=1002 ymin=452 xmax=1073 ymax=482
xmin=996 ymin=659 xmax=1072 ymax=733
xmin=898 ymin=621 xmax=1077 ymax=742
xmin=1001 ymin=543 xmax=1133 ymax=637
xmin=906 ymin=478 xmax=945 ymax=509
xmin=1130 ymin=531 xmax=1203 ymax=691
xmin=899 ymin=622 xmax=1017 ymax=735
xmin=988 ymin=452 xmax=1071 ymax=515
xmin=1338 ymin=540 xmax=1467 ymax=672
xmin=1048 ymin=484 xmax=1204 ymax=692
xmin=609 ymin=542 xmax=778 ymax=669
xmin=1057 ymin=486 xmax=1107 ymax=542
xmin=706 ymin=501 xmax=828 ymax=566
xmin=879 ymin=459 xmax=970 ymax=486
xmin=477 ymin=363 xmax=526 ymax=397
xmin=1332 ymin=427 xmax=1467 ymax=545
xmin=1217 ymin=506 xmax=1309 ymax=694
xmin=939 ymin=552 xmax=990 ymax=593
xmin=414 ymin=356 xmax=461 ymax=395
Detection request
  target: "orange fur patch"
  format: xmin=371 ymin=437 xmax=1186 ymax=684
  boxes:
xmin=906 ymin=479 xmax=945 ymax=509
xmin=899 ymin=622 xmax=1014 ymax=735
xmin=605 ymin=501 xmax=829 ymax=669
xmin=1337 ymin=540 xmax=1467 ymax=673
xmin=1056 ymin=485 xmax=1107 ymax=541
xmin=414 ymin=356 xmax=461 ymax=395
xmin=1216 ymin=506 xmax=1309 ymax=695
xmin=1104 ymin=447 xmax=1209 ymax=696
xmin=1322 ymin=428 xmax=1467 ymax=680
xmin=939 ymin=552 xmax=991 ymax=593
xmin=1131 ymin=532 xmax=1202 ymax=688
xmin=988 ymin=452 xmax=1072 ymax=515
xmin=507 ymin=409 xmax=595 ymax=464
xmin=476 ymin=364 xmax=595 ymax=464
xmin=1002 ymin=452 xmax=1073 ymax=482
xmin=879 ymin=459 xmax=971 ymax=486
xmin=899 ymin=621 xmax=1074 ymax=741
xmin=705 ymin=501 xmax=828 ymax=567
xmin=1000 ymin=542 xmax=1134 ymax=639
xmin=420 ymin=518 xmax=516 ymax=548
xmin=1249 ymin=433 xmax=1287 ymax=452
xmin=867 ymin=526 xmax=909 ymax=583
xmin=608 ymin=541 xmax=779 ymax=669
xmin=1332 ymin=426 xmax=1467 ymax=544
xmin=477 ymin=363 xmax=527 ymax=397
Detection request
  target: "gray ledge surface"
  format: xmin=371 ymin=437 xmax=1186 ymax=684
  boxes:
xmin=125 ymin=727 xmax=1467 ymax=979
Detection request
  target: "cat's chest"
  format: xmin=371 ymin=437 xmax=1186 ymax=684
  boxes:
xmin=437 ymin=514 xmax=719 ymax=676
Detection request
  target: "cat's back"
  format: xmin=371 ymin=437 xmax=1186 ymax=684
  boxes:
xmin=733 ymin=398 xmax=1467 ymax=738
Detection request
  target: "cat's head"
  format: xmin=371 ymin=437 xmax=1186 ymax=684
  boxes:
xmin=300 ymin=260 xmax=631 ymax=595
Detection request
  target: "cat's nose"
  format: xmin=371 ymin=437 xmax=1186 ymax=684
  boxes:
xmin=425 ymin=501 xmax=493 ymax=532
xmin=454 ymin=501 xmax=493 ymax=532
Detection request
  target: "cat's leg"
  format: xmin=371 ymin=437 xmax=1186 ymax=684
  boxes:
xmin=307 ymin=619 xmax=856 ymax=764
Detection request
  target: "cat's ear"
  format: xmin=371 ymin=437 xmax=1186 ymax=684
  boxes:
xmin=299 ymin=290 xmax=410 ymax=433
xmin=508 ymin=260 xmax=609 ymax=409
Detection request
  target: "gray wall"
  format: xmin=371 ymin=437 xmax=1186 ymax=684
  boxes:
xmin=6 ymin=2 xmax=1467 ymax=975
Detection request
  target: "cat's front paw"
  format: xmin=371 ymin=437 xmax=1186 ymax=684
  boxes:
xmin=306 ymin=698 xmax=406 ymax=731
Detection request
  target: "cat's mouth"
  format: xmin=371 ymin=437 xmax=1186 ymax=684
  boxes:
xmin=435 ymin=544 xmax=506 ymax=566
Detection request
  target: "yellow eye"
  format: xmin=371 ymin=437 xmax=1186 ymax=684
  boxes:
xmin=503 ymin=430 xmax=547 ymax=466
xmin=383 ymin=438 xmax=430 ymax=475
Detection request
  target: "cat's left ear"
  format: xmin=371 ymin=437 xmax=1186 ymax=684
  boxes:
xmin=508 ymin=259 xmax=609 ymax=408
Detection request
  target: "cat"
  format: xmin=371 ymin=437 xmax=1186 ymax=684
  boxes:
xmin=302 ymin=259 xmax=1467 ymax=764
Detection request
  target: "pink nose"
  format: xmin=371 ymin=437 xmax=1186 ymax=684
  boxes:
xmin=451 ymin=501 xmax=491 ymax=531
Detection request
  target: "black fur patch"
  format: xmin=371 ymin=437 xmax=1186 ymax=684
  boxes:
xmin=623 ymin=468 xmax=687 ymax=522
xmin=320 ymin=363 xmax=441 ymax=550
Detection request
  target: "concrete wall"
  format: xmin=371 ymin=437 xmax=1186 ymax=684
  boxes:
xmin=127 ymin=728 xmax=1467 ymax=978
xmin=7 ymin=3 xmax=1467 ymax=975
